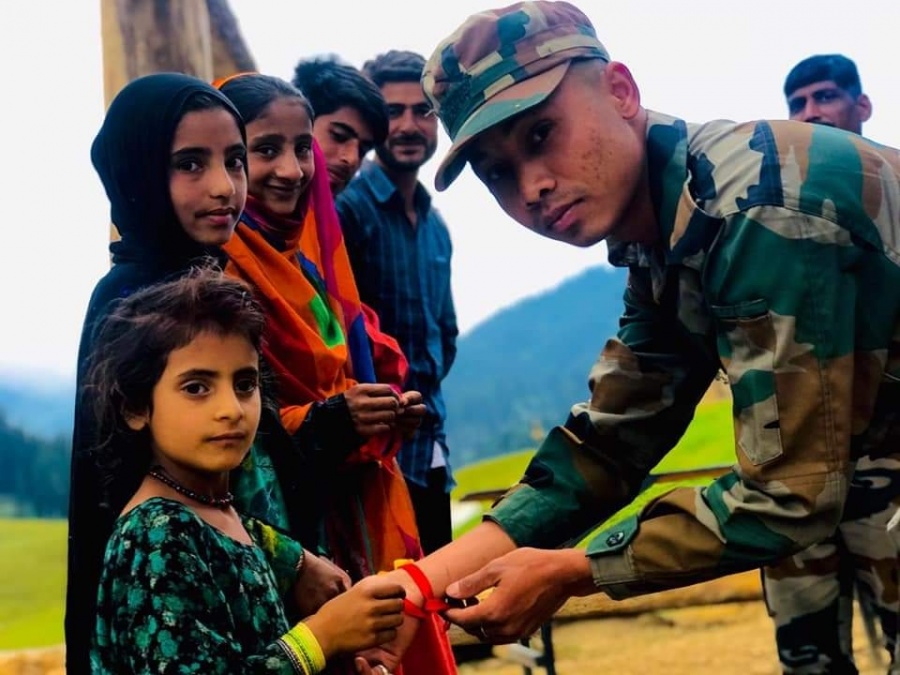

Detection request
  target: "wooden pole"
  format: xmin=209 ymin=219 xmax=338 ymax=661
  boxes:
xmin=99 ymin=0 xmax=221 ymax=106
xmin=99 ymin=0 xmax=255 ymax=243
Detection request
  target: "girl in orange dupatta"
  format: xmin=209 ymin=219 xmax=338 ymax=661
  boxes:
xmin=216 ymin=73 xmax=424 ymax=581
xmin=217 ymin=75 xmax=458 ymax=675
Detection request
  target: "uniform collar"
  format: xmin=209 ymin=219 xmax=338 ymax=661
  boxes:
xmin=606 ymin=110 xmax=722 ymax=300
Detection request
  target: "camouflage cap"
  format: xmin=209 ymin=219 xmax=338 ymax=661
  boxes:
xmin=423 ymin=1 xmax=609 ymax=191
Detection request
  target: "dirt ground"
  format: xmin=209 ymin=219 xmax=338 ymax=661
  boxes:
xmin=0 ymin=600 xmax=890 ymax=675
xmin=459 ymin=600 xmax=889 ymax=675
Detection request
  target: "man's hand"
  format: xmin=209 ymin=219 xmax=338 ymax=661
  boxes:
xmin=293 ymin=552 xmax=351 ymax=618
xmin=443 ymin=548 xmax=595 ymax=643
xmin=395 ymin=391 xmax=426 ymax=439
xmin=344 ymin=383 xmax=401 ymax=437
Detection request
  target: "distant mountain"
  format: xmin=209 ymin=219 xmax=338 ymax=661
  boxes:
xmin=443 ymin=264 xmax=628 ymax=467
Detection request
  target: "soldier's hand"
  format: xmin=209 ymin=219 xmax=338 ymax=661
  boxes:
xmin=443 ymin=548 xmax=595 ymax=643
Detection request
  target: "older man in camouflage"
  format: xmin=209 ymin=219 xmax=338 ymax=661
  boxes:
xmin=370 ymin=2 xmax=900 ymax=669
xmin=759 ymin=54 xmax=900 ymax=674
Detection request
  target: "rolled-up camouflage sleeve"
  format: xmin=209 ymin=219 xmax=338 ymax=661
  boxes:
xmin=491 ymin=207 xmax=858 ymax=598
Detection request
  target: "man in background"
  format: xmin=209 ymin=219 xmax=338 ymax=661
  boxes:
xmin=336 ymin=50 xmax=458 ymax=554
xmin=784 ymin=54 xmax=871 ymax=134
xmin=293 ymin=55 xmax=388 ymax=196
xmin=762 ymin=54 xmax=898 ymax=674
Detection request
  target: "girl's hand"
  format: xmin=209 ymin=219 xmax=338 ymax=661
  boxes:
xmin=352 ymin=568 xmax=425 ymax=671
xmin=354 ymin=642 xmax=406 ymax=674
xmin=344 ymin=384 xmax=401 ymax=437
xmin=293 ymin=552 xmax=351 ymax=618
xmin=304 ymin=576 xmax=405 ymax=659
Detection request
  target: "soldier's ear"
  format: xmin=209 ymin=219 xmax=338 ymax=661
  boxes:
xmin=604 ymin=61 xmax=642 ymax=120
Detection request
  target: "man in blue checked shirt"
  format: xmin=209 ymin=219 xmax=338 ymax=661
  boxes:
xmin=336 ymin=49 xmax=459 ymax=554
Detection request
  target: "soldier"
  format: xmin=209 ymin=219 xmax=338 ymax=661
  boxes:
xmin=361 ymin=2 xmax=900 ymax=669
xmin=784 ymin=54 xmax=871 ymax=133
xmin=761 ymin=54 xmax=900 ymax=674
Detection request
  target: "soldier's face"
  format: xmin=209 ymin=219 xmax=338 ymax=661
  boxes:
xmin=467 ymin=61 xmax=651 ymax=248
xmin=786 ymin=80 xmax=872 ymax=134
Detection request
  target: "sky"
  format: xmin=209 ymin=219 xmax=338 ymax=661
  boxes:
xmin=2 ymin=1 xmax=899 ymax=380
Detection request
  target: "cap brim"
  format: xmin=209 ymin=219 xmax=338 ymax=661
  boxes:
xmin=433 ymin=61 xmax=571 ymax=192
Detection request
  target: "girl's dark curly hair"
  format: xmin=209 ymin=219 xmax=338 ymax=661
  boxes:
xmin=83 ymin=265 xmax=270 ymax=512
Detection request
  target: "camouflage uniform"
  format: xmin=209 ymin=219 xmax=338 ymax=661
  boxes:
xmin=423 ymin=2 xmax=900 ymax=670
xmin=761 ymin=57 xmax=900 ymax=675
xmin=762 ymin=454 xmax=900 ymax=673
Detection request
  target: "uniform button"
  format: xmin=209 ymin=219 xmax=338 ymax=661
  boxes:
xmin=606 ymin=531 xmax=625 ymax=546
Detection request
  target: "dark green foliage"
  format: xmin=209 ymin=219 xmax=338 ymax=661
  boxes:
xmin=0 ymin=412 xmax=69 ymax=517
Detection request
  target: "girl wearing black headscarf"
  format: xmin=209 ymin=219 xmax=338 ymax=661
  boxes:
xmin=65 ymin=72 xmax=250 ymax=674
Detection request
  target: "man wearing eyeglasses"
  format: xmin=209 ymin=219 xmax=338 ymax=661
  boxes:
xmin=336 ymin=50 xmax=459 ymax=555
xmin=763 ymin=54 xmax=899 ymax=675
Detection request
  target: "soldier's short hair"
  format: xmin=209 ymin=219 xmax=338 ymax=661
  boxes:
xmin=784 ymin=54 xmax=862 ymax=99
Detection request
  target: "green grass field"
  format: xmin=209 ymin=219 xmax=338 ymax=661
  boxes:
xmin=451 ymin=399 xmax=734 ymax=538
xmin=0 ymin=518 xmax=67 ymax=649
xmin=0 ymin=400 xmax=733 ymax=650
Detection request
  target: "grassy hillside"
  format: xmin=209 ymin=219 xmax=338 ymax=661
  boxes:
xmin=452 ymin=399 xmax=734 ymax=538
xmin=0 ymin=518 xmax=67 ymax=649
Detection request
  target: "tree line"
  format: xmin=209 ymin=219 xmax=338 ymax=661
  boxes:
xmin=0 ymin=412 xmax=69 ymax=517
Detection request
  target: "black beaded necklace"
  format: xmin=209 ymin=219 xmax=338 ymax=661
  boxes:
xmin=147 ymin=466 xmax=235 ymax=508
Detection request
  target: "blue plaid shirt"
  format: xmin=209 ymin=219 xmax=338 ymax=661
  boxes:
xmin=336 ymin=161 xmax=458 ymax=491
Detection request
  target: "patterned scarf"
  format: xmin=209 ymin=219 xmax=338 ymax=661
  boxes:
xmin=223 ymin=143 xmax=422 ymax=577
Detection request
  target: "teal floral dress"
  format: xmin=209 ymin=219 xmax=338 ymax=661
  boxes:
xmin=233 ymin=443 xmax=293 ymax=534
xmin=90 ymin=497 xmax=308 ymax=674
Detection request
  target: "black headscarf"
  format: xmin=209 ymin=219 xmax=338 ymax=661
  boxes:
xmin=65 ymin=73 xmax=246 ymax=675
xmin=91 ymin=72 xmax=246 ymax=266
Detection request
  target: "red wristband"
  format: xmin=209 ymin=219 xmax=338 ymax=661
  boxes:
xmin=399 ymin=563 xmax=449 ymax=617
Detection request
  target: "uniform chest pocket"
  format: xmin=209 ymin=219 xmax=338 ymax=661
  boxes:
xmin=710 ymin=299 xmax=784 ymax=466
